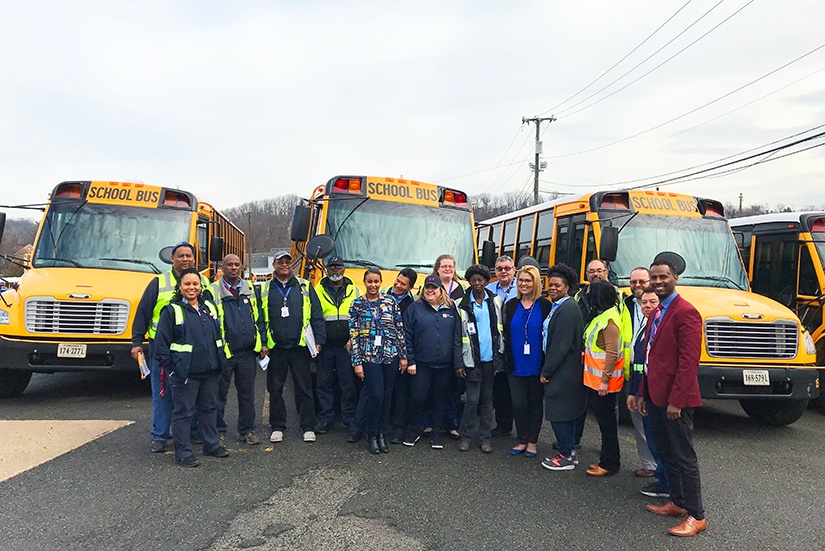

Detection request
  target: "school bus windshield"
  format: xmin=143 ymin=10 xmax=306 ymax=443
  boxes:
xmin=326 ymin=199 xmax=475 ymax=274
xmin=33 ymin=202 xmax=191 ymax=273
xmin=607 ymin=213 xmax=748 ymax=290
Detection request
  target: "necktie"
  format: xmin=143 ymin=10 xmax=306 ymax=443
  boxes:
xmin=649 ymin=305 xmax=663 ymax=344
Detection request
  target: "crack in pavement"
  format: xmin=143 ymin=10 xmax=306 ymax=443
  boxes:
xmin=206 ymin=467 xmax=425 ymax=551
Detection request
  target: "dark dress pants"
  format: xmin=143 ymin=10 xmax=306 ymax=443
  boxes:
xmin=316 ymin=345 xmax=357 ymax=429
xmin=389 ymin=371 xmax=412 ymax=435
xmin=508 ymin=374 xmax=544 ymax=445
xmin=362 ymin=360 xmax=398 ymax=437
xmin=642 ymin=411 xmax=670 ymax=491
xmin=493 ymin=371 xmax=513 ymax=431
xmin=407 ymin=364 xmax=453 ymax=433
xmin=648 ymin=401 xmax=704 ymax=520
xmin=217 ymin=349 xmax=258 ymax=436
xmin=170 ymin=370 xmax=221 ymax=461
xmin=459 ymin=361 xmax=495 ymax=443
xmin=266 ymin=346 xmax=316 ymax=432
xmin=589 ymin=389 xmax=621 ymax=472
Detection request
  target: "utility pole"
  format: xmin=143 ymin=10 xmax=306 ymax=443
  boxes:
xmin=738 ymin=193 xmax=743 ymax=218
xmin=247 ymin=211 xmax=253 ymax=280
xmin=522 ymin=115 xmax=555 ymax=205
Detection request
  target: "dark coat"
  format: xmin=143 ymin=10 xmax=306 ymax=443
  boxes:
xmin=541 ymin=298 xmax=588 ymax=422
xmin=452 ymin=290 xmax=505 ymax=376
xmin=403 ymin=300 xmax=456 ymax=368
xmin=640 ymin=293 xmax=703 ymax=409
xmin=154 ymin=298 xmax=227 ymax=380
xmin=502 ymin=297 xmax=553 ymax=374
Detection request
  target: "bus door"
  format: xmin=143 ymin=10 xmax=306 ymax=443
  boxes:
xmin=796 ymin=240 xmax=824 ymax=337
xmin=554 ymin=213 xmax=589 ymax=281
xmin=751 ymin=231 xmax=798 ymax=309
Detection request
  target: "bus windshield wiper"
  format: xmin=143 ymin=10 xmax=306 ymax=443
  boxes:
xmin=395 ymin=263 xmax=434 ymax=269
xmin=680 ymin=275 xmax=744 ymax=291
xmin=36 ymin=257 xmax=84 ymax=268
xmin=98 ymin=257 xmax=161 ymax=274
xmin=343 ymin=259 xmax=387 ymax=270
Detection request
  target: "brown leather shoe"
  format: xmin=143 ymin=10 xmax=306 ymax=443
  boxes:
xmin=634 ymin=468 xmax=655 ymax=477
xmin=586 ymin=465 xmax=616 ymax=477
xmin=669 ymin=516 xmax=707 ymax=537
xmin=646 ymin=502 xmax=688 ymax=517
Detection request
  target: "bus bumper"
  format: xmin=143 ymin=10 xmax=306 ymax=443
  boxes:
xmin=0 ymin=337 xmax=138 ymax=373
xmin=698 ymin=364 xmax=820 ymax=400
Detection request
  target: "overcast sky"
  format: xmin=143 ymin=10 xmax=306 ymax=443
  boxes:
xmin=2 ymin=0 xmax=824 ymax=221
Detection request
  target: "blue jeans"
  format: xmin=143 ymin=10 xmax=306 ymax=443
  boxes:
xmin=362 ymin=360 xmax=398 ymax=436
xmin=550 ymin=419 xmax=577 ymax=456
xmin=149 ymin=356 xmax=173 ymax=441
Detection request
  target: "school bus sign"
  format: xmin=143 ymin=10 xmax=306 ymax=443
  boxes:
xmin=86 ymin=181 xmax=163 ymax=207
xmin=628 ymin=191 xmax=701 ymax=217
xmin=365 ymin=177 xmax=439 ymax=207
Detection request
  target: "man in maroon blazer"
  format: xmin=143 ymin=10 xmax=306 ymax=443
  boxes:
xmin=628 ymin=258 xmax=707 ymax=537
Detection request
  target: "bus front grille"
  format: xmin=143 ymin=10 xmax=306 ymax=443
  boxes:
xmin=704 ymin=318 xmax=798 ymax=359
xmin=25 ymin=298 xmax=130 ymax=335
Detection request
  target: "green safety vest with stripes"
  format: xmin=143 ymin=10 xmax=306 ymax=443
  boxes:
xmin=261 ymin=278 xmax=312 ymax=348
xmin=458 ymin=295 xmax=504 ymax=368
xmin=148 ymin=270 xmax=211 ymax=340
xmin=208 ymin=279 xmax=263 ymax=359
xmin=167 ymin=301 xmax=226 ymax=378
xmin=315 ymin=280 xmax=360 ymax=323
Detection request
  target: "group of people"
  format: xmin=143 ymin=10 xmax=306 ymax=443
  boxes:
xmin=131 ymin=244 xmax=707 ymax=537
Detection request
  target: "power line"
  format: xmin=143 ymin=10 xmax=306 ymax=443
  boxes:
xmin=540 ymin=0 xmax=694 ymax=116
xmin=550 ymin=43 xmax=825 ymax=159
xmin=557 ymin=0 xmax=755 ymax=119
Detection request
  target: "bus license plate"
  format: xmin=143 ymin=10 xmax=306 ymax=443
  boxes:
xmin=743 ymin=369 xmax=770 ymax=386
xmin=57 ymin=344 xmax=87 ymax=358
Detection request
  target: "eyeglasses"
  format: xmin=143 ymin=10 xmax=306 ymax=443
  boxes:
xmin=586 ymin=269 xmax=606 ymax=275
xmin=629 ymin=279 xmax=650 ymax=286
xmin=495 ymin=266 xmax=514 ymax=272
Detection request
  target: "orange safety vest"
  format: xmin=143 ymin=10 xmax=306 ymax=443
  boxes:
xmin=583 ymin=308 xmax=626 ymax=392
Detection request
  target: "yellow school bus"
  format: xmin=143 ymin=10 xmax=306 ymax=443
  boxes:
xmin=478 ymin=189 xmax=818 ymax=425
xmin=730 ymin=212 xmax=825 ymax=407
xmin=0 ymin=180 xmax=244 ymax=397
xmin=290 ymin=175 xmax=477 ymax=290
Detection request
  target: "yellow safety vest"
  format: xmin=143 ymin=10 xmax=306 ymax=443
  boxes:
xmin=208 ymin=280 xmax=262 ymax=359
xmin=148 ymin=270 xmax=210 ymax=339
xmin=261 ymin=278 xmax=312 ymax=348
xmin=583 ymin=308 xmax=626 ymax=392
xmin=168 ymin=301 xmax=225 ymax=354
xmin=458 ymin=296 xmax=504 ymax=368
xmin=315 ymin=281 xmax=360 ymax=322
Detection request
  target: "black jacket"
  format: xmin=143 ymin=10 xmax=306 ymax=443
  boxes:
xmin=502 ymin=297 xmax=553 ymax=374
xmin=266 ymin=275 xmax=326 ymax=349
xmin=403 ymin=299 xmax=457 ymax=368
xmin=214 ymin=279 xmax=265 ymax=354
xmin=317 ymin=277 xmax=358 ymax=348
xmin=452 ymin=290 xmax=504 ymax=375
xmin=541 ymin=298 xmax=588 ymax=422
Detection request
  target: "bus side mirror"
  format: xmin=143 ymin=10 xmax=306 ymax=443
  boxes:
xmin=305 ymin=234 xmax=335 ymax=260
xmin=600 ymin=226 xmax=618 ymax=262
xmin=0 ymin=212 xmax=5 ymax=243
xmin=159 ymin=246 xmax=173 ymax=265
xmin=481 ymin=240 xmax=496 ymax=268
xmin=733 ymin=231 xmax=745 ymax=249
xmin=291 ymin=205 xmax=311 ymax=243
xmin=209 ymin=236 xmax=224 ymax=262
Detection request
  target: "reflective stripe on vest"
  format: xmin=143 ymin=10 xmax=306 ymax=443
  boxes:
xmin=149 ymin=271 xmax=210 ymax=339
xmin=617 ymin=298 xmax=633 ymax=381
xmin=458 ymin=296 xmax=504 ymax=368
xmin=583 ymin=308 xmax=626 ymax=392
xmin=315 ymin=282 xmax=360 ymax=322
xmin=261 ymin=278 xmax=312 ymax=348
xmin=168 ymin=301 xmax=224 ymax=356
xmin=208 ymin=280 xmax=262 ymax=359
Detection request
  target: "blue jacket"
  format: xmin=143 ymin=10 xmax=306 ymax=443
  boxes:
xmin=154 ymin=298 xmax=227 ymax=380
xmin=403 ymin=299 xmax=456 ymax=368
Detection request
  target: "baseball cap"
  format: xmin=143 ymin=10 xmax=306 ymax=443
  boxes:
xmin=326 ymin=256 xmax=344 ymax=267
xmin=170 ymin=241 xmax=196 ymax=255
xmin=423 ymin=274 xmax=440 ymax=288
xmin=273 ymin=249 xmax=292 ymax=261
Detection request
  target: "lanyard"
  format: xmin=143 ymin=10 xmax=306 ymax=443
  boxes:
xmin=522 ymin=301 xmax=536 ymax=341
xmin=367 ymin=299 xmax=382 ymax=329
xmin=275 ymin=284 xmax=292 ymax=305
xmin=499 ymin=283 xmax=512 ymax=301
xmin=447 ymin=280 xmax=455 ymax=296
xmin=547 ymin=296 xmax=568 ymax=322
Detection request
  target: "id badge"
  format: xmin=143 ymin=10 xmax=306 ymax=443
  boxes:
xmin=374 ymin=335 xmax=382 ymax=346
xmin=467 ymin=322 xmax=477 ymax=335
xmin=281 ymin=306 xmax=290 ymax=318
xmin=523 ymin=343 xmax=531 ymax=355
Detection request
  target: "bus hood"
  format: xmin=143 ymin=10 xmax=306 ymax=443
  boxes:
xmin=16 ymin=267 xmax=158 ymax=302
xmin=675 ymin=286 xmax=799 ymax=324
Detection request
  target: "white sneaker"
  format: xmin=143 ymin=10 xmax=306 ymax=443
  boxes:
xmin=269 ymin=430 xmax=284 ymax=443
xmin=303 ymin=431 xmax=316 ymax=442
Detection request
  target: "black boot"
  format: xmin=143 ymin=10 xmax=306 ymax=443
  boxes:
xmin=367 ymin=436 xmax=380 ymax=455
xmin=377 ymin=434 xmax=389 ymax=453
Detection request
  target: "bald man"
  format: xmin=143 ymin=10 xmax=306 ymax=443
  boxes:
xmin=209 ymin=254 xmax=268 ymax=445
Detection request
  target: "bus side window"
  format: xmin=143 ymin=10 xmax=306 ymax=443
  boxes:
xmin=535 ymin=210 xmax=553 ymax=267
xmin=752 ymin=239 xmax=772 ymax=297
xmin=197 ymin=220 xmax=209 ymax=272
xmin=477 ymin=226 xmax=490 ymax=259
xmin=490 ymin=223 xmax=502 ymax=256
xmin=555 ymin=219 xmax=570 ymax=269
xmin=502 ymin=219 xmax=517 ymax=259
xmin=516 ymin=214 xmax=535 ymax=263
xmin=799 ymin=244 xmax=819 ymax=296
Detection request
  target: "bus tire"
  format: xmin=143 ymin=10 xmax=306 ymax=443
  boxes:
xmin=0 ymin=369 xmax=32 ymax=399
xmin=739 ymin=398 xmax=808 ymax=426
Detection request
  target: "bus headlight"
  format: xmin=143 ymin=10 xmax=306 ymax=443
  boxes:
xmin=0 ymin=310 xmax=9 ymax=324
xmin=803 ymin=332 xmax=816 ymax=355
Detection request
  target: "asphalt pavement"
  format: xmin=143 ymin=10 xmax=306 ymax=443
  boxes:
xmin=1 ymin=370 xmax=823 ymax=551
